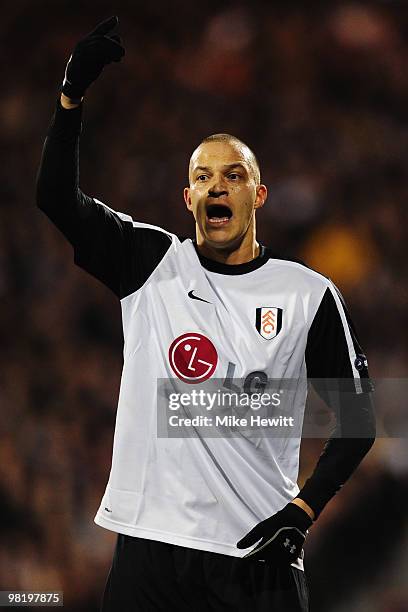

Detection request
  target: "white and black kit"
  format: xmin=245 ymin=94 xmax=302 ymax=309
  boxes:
xmin=36 ymin=99 xmax=375 ymax=612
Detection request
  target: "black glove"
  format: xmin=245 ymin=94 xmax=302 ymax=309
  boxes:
xmin=236 ymin=503 xmax=313 ymax=564
xmin=62 ymin=15 xmax=125 ymax=100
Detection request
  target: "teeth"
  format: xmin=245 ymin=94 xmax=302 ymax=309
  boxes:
xmin=208 ymin=217 xmax=230 ymax=223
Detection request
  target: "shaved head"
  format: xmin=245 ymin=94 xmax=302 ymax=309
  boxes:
xmin=184 ymin=133 xmax=268 ymax=258
xmin=189 ymin=134 xmax=261 ymax=185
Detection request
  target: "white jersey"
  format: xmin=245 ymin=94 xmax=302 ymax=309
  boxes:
xmin=79 ymin=206 xmax=367 ymax=567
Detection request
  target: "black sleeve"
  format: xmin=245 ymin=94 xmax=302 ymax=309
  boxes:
xmin=35 ymin=98 xmax=172 ymax=299
xmin=299 ymin=286 xmax=376 ymax=518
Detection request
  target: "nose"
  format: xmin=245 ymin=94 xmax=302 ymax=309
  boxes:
xmin=207 ymin=170 xmax=230 ymax=199
xmin=207 ymin=172 xmax=229 ymax=198
xmin=208 ymin=188 xmax=228 ymax=198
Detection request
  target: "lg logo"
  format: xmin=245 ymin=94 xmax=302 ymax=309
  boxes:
xmin=168 ymin=333 xmax=269 ymax=392
xmin=168 ymin=333 xmax=218 ymax=383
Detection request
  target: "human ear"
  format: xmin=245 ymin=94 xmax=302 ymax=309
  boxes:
xmin=254 ymin=184 xmax=267 ymax=210
xmin=184 ymin=187 xmax=193 ymax=212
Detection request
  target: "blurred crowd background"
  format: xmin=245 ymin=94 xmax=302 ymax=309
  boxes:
xmin=1 ymin=1 xmax=407 ymax=610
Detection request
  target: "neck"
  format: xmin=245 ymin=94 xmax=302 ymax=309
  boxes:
xmin=196 ymin=226 xmax=260 ymax=265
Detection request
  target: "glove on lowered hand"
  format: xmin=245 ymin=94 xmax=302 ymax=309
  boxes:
xmin=237 ymin=503 xmax=313 ymax=564
xmin=62 ymin=15 xmax=125 ymax=100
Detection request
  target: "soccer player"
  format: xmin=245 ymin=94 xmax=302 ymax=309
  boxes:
xmin=36 ymin=17 xmax=376 ymax=612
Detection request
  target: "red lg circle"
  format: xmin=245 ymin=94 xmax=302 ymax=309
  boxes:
xmin=169 ymin=332 xmax=218 ymax=383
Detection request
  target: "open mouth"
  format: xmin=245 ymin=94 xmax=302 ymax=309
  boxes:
xmin=206 ymin=204 xmax=233 ymax=226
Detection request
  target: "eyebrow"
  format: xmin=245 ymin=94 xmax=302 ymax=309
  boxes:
xmin=193 ymin=163 xmax=248 ymax=174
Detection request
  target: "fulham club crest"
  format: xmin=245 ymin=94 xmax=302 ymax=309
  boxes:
xmin=256 ymin=307 xmax=283 ymax=340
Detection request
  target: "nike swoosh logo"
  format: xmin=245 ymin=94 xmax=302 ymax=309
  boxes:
xmin=188 ymin=290 xmax=211 ymax=304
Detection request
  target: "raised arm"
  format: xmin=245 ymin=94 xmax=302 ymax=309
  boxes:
xmin=36 ymin=17 xmax=172 ymax=298
xmin=36 ymin=15 xmax=124 ymax=227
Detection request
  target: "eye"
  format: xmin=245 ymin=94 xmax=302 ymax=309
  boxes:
xmin=197 ymin=175 xmax=208 ymax=181
xmin=228 ymin=173 xmax=241 ymax=180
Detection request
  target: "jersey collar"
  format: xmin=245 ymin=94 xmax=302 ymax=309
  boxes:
xmin=192 ymin=241 xmax=269 ymax=275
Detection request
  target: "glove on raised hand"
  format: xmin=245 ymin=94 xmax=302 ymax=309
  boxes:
xmin=237 ymin=502 xmax=313 ymax=564
xmin=62 ymin=15 xmax=125 ymax=100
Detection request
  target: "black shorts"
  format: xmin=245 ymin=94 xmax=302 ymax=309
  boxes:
xmin=100 ymin=534 xmax=309 ymax=611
